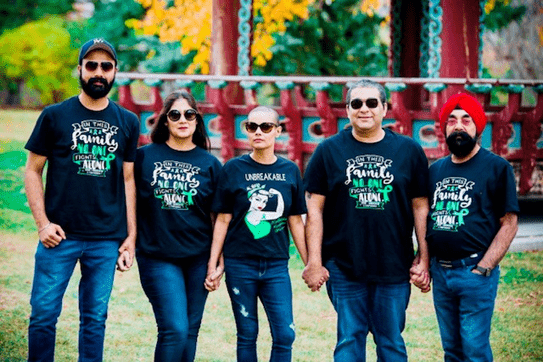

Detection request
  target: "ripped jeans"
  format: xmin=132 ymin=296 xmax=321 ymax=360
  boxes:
xmin=224 ymin=257 xmax=295 ymax=362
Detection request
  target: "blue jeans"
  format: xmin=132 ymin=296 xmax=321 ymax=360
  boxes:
xmin=431 ymin=260 xmax=500 ymax=362
xmin=137 ymin=253 xmax=209 ymax=362
xmin=224 ymin=257 xmax=295 ymax=362
xmin=28 ymin=239 xmax=119 ymax=362
xmin=325 ymin=259 xmax=411 ymax=362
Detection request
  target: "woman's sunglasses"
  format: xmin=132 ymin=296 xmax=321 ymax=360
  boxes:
xmin=84 ymin=61 xmax=115 ymax=72
xmin=350 ymin=98 xmax=380 ymax=109
xmin=245 ymin=122 xmax=277 ymax=133
xmin=167 ymin=109 xmax=198 ymax=122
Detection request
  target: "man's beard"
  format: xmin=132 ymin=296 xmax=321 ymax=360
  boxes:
xmin=446 ymin=131 xmax=478 ymax=158
xmin=80 ymin=75 xmax=114 ymax=100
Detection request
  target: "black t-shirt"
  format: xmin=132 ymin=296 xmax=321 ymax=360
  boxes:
xmin=212 ymin=154 xmax=307 ymax=259
xmin=135 ymin=143 xmax=222 ymax=259
xmin=304 ymin=128 xmax=429 ymax=283
xmin=427 ymin=148 xmax=519 ymax=260
xmin=25 ymin=96 xmax=139 ymax=241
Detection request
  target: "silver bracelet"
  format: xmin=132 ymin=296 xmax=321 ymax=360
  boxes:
xmin=38 ymin=222 xmax=52 ymax=233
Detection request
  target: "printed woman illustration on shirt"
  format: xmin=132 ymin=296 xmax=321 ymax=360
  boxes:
xmin=244 ymin=184 xmax=284 ymax=239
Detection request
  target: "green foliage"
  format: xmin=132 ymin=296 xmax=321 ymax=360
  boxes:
xmin=68 ymin=0 xmax=195 ymax=73
xmin=68 ymin=0 xmax=148 ymax=71
xmin=484 ymin=0 xmax=526 ymax=32
xmin=0 ymin=16 xmax=79 ymax=105
xmin=501 ymin=251 xmax=543 ymax=284
xmin=256 ymin=0 xmax=388 ymax=77
xmin=502 ymin=267 xmax=543 ymax=284
xmin=481 ymin=67 xmax=511 ymax=105
xmin=0 ymin=141 xmax=33 ymax=233
xmin=138 ymin=40 xmax=195 ymax=74
xmin=0 ymin=0 xmax=74 ymax=35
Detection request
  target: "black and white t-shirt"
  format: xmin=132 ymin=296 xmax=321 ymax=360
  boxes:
xmin=212 ymin=154 xmax=306 ymax=259
xmin=427 ymin=148 xmax=519 ymax=260
xmin=304 ymin=128 xmax=429 ymax=283
xmin=25 ymin=96 xmax=139 ymax=241
xmin=135 ymin=143 xmax=222 ymax=259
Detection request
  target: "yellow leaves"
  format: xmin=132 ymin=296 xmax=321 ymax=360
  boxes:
xmin=130 ymin=0 xmax=212 ymax=74
xmin=257 ymin=0 xmax=310 ymax=21
xmin=139 ymin=0 xmax=155 ymax=8
xmin=485 ymin=0 xmax=496 ymax=14
xmin=188 ymin=46 xmax=210 ymax=74
xmin=538 ymin=26 xmax=543 ymax=47
xmin=252 ymin=21 xmax=277 ymax=66
xmin=251 ymin=0 xmax=318 ymax=67
xmin=146 ymin=49 xmax=156 ymax=60
xmin=381 ymin=14 xmax=390 ymax=28
xmin=484 ymin=0 xmax=512 ymax=15
xmin=129 ymin=0 xmax=344 ymax=71
xmin=360 ymin=0 xmax=381 ymax=18
xmin=0 ymin=16 xmax=79 ymax=104
xmin=124 ymin=18 xmax=140 ymax=31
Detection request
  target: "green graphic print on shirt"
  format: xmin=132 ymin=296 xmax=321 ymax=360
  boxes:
xmin=244 ymin=183 xmax=287 ymax=239
xmin=150 ymin=160 xmax=201 ymax=210
xmin=430 ymin=177 xmax=473 ymax=231
xmin=71 ymin=120 xmax=119 ymax=177
xmin=346 ymin=154 xmax=394 ymax=210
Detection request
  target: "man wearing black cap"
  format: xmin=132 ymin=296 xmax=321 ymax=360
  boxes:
xmin=24 ymin=38 xmax=139 ymax=361
xmin=423 ymin=93 xmax=519 ymax=361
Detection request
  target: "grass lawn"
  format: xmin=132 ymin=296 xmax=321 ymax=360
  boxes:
xmin=1 ymin=109 xmax=542 ymax=361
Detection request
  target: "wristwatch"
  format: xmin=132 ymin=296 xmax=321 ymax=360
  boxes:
xmin=473 ymin=265 xmax=492 ymax=277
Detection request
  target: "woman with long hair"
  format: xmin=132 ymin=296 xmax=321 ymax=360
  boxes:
xmin=205 ymin=106 xmax=309 ymax=361
xmin=135 ymin=90 xmax=222 ymax=361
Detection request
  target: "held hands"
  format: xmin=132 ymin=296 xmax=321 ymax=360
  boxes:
xmin=204 ymin=262 xmax=224 ymax=292
xmin=117 ymin=237 xmax=135 ymax=272
xmin=38 ymin=222 xmax=66 ymax=248
xmin=409 ymin=253 xmax=431 ymax=293
xmin=302 ymin=263 xmax=329 ymax=292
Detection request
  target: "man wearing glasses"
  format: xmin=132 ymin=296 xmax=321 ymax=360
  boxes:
xmin=24 ymin=38 xmax=139 ymax=361
xmin=303 ymin=79 xmax=430 ymax=361
xmin=426 ymin=93 xmax=518 ymax=361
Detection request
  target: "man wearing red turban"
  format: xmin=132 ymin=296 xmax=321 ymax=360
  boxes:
xmin=419 ymin=92 xmax=519 ymax=361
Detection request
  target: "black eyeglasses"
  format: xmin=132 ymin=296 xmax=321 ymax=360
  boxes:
xmin=350 ymin=98 xmax=380 ymax=109
xmin=245 ymin=122 xmax=277 ymax=133
xmin=84 ymin=61 xmax=115 ymax=72
xmin=167 ymin=109 xmax=198 ymax=122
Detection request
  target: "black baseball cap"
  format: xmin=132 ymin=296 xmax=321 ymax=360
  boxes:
xmin=78 ymin=38 xmax=117 ymax=65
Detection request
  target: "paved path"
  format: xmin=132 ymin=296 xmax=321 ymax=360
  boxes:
xmin=411 ymin=213 xmax=543 ymax=253
xmin=509 ymin=216 xmax=543 ymax=252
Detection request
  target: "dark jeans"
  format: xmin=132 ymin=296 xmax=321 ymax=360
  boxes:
xmin=431 ymin=259 xmax=500 ymax=362
xmin=224 ymin=257 xmax=295 ymax=362
xmin=137 ymin=253 xmax=209 ymax=362
xmin=325 ymin=259 xmax=411 ymax=362
xmin=28 ymin=239 xmax=119 ymax=362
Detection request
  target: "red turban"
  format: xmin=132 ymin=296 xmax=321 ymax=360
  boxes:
xmin=439 ymin=93 xmax=487 ymax=135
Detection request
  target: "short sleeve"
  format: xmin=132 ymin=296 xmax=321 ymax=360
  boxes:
xmin=123 ymin=111 xmax=140 ymax=162
xmin=134 ymin=147 xmax=145 ymax=188
xmin=289 ymin=164 xmax=307 ymax=215
xmin=410 ymin=142 xmax=429 ymax=199
xmin=500 ymin=162 xmax=520 ymax=216
xmin=211 ymin=165 xmax=234 ymax=213
xmin=210 ymin=157 xmax=223 ymax=190
xmin=25 ymin=109 xmax=53 ymax=156
xmin=303 ymin=143 xmax=328 ymax=195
